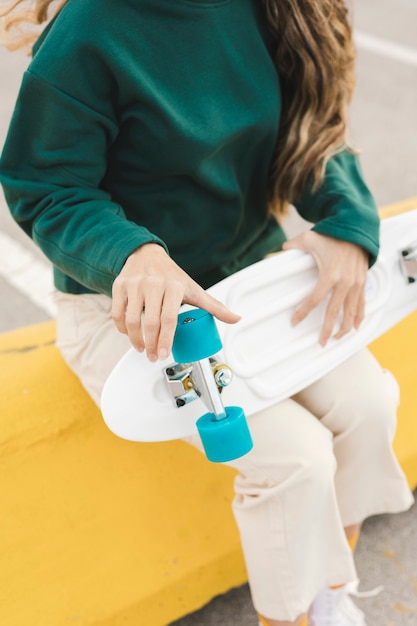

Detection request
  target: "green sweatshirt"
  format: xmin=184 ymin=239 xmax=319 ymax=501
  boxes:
xmin=0 ymin=0 xmax=379 ymax=296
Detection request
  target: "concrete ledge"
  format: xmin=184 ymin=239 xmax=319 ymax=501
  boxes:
xmin=379 ymin=196 xmax=417 ymax=219
xmin=369 ymin=311 xmax=417 ymax=488
xmin=1 ymin=199 xmax=417 ymax=626
xmin=0 ymin=321 xmax=245 ymax=626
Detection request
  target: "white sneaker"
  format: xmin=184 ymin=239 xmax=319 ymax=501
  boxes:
xmin=308 ymin=580 xmax=383 ymax=626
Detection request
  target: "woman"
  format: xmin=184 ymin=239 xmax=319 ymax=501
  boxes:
xmin=0 ymin=1 xmax=413 ymax=624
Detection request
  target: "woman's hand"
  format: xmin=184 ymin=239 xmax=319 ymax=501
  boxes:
xmin=282 ymin=231 xmax=369 ymax=346
xmin=112 ymin=243 xmax=240 ymax=361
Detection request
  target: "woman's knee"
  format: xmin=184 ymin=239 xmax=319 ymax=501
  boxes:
xmin=232 ymin=407 xmax=337 ymax=499
xmin=295 ymin=350 xmax=399 ymax=442
xmin=337 ymin=366 xmax=399 ymax=443
xmin=232 ymin=445 xmax=337 ymax=511
xmin=186 ymin=399 xmax=337 ymax=498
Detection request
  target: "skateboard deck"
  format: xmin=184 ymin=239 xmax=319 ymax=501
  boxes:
xmin=101 ymin=209 xmax=417 ymax=450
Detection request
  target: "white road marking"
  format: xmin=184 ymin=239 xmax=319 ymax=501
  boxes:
xmin=355 ymin=31 xmax=417 ymax=68
xmin=0 ymin=230 xmax=56 ymax=316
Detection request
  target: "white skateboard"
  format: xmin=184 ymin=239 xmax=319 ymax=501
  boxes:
xmin=101 ymin=209 xmax=417 ymax=461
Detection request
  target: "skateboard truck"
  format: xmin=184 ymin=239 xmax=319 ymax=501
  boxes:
xmin=164 ymin=359 xmax=233 ymax=413
xmin=166 ymin=308 xmax=253 ymax=463
xmin=400 ymin=241 xmax=417 ymax=283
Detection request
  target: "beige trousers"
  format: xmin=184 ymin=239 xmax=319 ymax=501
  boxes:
xmin=54 ymin=291 xmax=414 ymax=621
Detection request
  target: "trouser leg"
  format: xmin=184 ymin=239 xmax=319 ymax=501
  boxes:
xmin=212 ymin=399 xmax=357 ymax=621
xmin=293 ymin=349 xmax=414 ymax=526
xmin=186 ymin=350 xmax=413 ymax=620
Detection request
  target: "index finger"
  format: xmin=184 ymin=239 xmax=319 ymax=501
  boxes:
xmin=188 ymin=288 xmax=241 ymax=325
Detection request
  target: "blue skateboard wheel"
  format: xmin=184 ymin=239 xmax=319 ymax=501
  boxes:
xmin=196 ymin=406 xmax=253 ymax=463
xmin=173 ymin=309 xmax=222 ymax=363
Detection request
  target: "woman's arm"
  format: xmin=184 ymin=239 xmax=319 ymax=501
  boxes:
xmin=0 ymin=71 xmax=167 ymax=296
xmin=0 ymin=71 xmax=239 ymax=358
xmin=293 ymin=149 xmax=380 ymax=266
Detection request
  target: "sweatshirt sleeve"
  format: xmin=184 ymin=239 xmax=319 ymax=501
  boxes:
xmin=293 ymin=149 xmax=380 ymax=266
xmin=0 ymin=70 xmax=168 ymax=296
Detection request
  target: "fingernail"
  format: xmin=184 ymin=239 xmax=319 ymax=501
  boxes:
xmin=158 ymin=348 xmax=168 ymax=360
xmin=148 ymin=353 xmax=158 ymax=363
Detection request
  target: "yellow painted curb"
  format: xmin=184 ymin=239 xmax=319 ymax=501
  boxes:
xmin=0 ymin=321 xmax=245 ymax=626
xmin=1 ymin=198 xmax=417 ymax=625
xmin=370 ymin=311 xmax=417 ymax=489
xmin=379 ymin=196 xmax=417 ymax=219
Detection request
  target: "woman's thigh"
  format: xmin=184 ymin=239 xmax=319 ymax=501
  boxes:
xmin=54 ymin=291 xmax=131 ymax=405
xmin=292 ymin=349 xmax=399 ymax=442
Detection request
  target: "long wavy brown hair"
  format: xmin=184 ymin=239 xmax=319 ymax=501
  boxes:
xmin=262 ymin=0 xmax=356 ymax=214
xmin=1 ymin=0 xmax=356 ymax=215
xmin=0 ymin=0 xmax=66 ymax=51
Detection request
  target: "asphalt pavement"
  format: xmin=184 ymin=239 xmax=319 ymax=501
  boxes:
xmin=1 ymin=1 xmax=417 ymax=624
